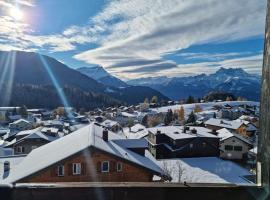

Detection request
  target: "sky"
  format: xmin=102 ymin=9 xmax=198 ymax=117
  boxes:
xmin=0 ymin=0 xmax=267 ymax=80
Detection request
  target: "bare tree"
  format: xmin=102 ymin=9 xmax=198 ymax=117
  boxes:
xmin=176 ymin=160 xmax=185 ymax=183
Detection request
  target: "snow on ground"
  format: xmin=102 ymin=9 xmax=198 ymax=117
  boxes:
xmin=151 ymin=101 xmax=259 ymax=117
xmin=147 ymin=151 xmax=254 ymax=185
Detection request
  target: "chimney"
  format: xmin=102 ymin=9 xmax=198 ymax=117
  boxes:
xmin=191 ymin=128 xmax=197 ymax=134
xmin=102 ymin=129 xmax=108 ymax=142
xmin=156 ymin=130 xmax=161 ymax=135
xmin=4 ymin=161 xmax=10 ymax=173
xmin=212 ymin=129 xmax=217 ymax=135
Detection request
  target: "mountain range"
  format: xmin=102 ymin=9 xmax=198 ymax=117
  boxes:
xmin=127 ymin=68 xmax=261 ymax=101
xmin=77 ymin=66 xmax=128 ymax=88
xmin=0 ymin=51 xmax=168 ymax=109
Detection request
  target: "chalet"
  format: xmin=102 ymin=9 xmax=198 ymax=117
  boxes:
xmin=101 ymin=119 xmax=122 ymax=133
xmin=217 ymin=128 xmax=253 ymax=160
xmin=123 ymin=124 xmax=148 ymax=139
xmin=147 ymin=126 xmax=220 ymax=159
xmin=9 ymin=119 xmax=33 ymax=131
xmin=217 ymin=109 xmax=242 ymax=120
xmin=205 ymin=118 xmax=247 ymax=136
xmin=2 ymin=124 xmax=166 ymax=184
xmin=7 ymin=128 xmax=59 ymax=155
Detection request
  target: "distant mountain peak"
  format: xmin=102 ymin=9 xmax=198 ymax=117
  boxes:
xmin=77 ymin=66 xmax=128 ymax=88
xmin=215 ymin=67 xmax=247 ymax=76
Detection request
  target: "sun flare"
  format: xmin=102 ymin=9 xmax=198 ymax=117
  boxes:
xmin=9 ymin=7 xmax=24 ymax=20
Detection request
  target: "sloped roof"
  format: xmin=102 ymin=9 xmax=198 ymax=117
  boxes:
xmin=205 ymin=118 xmax=244 ymax=130
xmin=3 ymin=123 xmax=164 ymax=184
xmin=217 ymin=128 xmax=252 ymax=145
xmin=130 ymin=124 xmax=146 ymax=133
xmin=148 ymin=126 xmax=218 ymax=140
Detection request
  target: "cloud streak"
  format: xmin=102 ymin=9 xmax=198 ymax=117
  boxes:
xmin=74 ymin=0 xmax=266 ymax=78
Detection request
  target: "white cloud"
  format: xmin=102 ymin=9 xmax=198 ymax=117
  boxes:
xmin=74 ymin=0 xmax=266 ymax=78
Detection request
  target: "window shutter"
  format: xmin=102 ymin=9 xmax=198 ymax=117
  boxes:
xmin=81 ymin=162 xmax=86 ymax=175
xmin=68 ymin=163 xmax=72 ymax=175
xmin=97 ymin=161 xmax=101 ymax=173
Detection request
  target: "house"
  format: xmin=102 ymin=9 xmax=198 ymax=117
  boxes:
xmin=217 ymin=109 xmax=242 ymax=120
xmin=114 ymin=112 xmax=137 ymax=126
xmin=205 ymin=118 xmax=247 ymax=136
xmin=101 ymin=119 xmax=122 ymax=133
xmin=123 ymin=124 xmax=148 ymax=139
xmin=9 ymin=119 xmax=33 ymax=131
xmin=217 ymin=128 xmax=253 ymax=160
xmin=7 ymin=128 xmax=59 ymax=155
xmin=2 ymin=124 xmax=166 ymax=184
xmin=147 ymin=126 xmax=220 ymax=159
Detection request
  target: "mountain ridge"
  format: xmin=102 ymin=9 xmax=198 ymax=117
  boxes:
xmin=126 ymin=67 xmax=261 ymax=101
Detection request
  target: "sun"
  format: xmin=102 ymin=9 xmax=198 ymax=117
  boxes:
xmin=9 ymin=7 xmax=24 ymax=20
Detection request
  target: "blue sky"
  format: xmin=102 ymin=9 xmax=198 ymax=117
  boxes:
xmin=0 ymin=0 xmax=266 ymax=79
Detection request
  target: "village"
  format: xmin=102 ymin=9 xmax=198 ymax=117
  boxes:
xmin=0 ymin=97 xmax=259 ymax=185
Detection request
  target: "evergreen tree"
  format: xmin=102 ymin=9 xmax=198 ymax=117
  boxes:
xmin=186 ymin=111 xmax=196 ymax=124
xmin=213 ymin=112 xmax=217 ymax=118
xmin=164 ymin=109 xmax=173 ymax=125
xmin=19 ymin=105 xmax=28 ymax=118
xmin=186 ymin=96 xmax=195 ymax=104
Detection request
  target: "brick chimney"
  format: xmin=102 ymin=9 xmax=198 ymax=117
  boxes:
xmin=102 ymin=129 xmax=108 ymax=142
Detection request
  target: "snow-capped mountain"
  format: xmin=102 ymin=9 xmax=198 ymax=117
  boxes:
xmin=126 ymin=68 xmax=261 ymax=101
xmin=77 ymin=66 xmax=128 ymax=88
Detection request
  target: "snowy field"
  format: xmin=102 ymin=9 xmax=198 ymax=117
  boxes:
xmin=151 ymin=101 xmax=259 ymax=117
xmin=152 ymin=156 xmax=254 ymax=185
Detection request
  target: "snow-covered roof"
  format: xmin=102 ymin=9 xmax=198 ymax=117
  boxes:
xmin=16 ymin=127 xmax=42 ymax=137
xmin=10 ymin=119 xmax=31 ymax=125
xmin=217 ymin=128 xmax=252 ymax=145
xmin=121 ymin=112 xmax=136 ymax=117
xmin=0 ymin=155 xmax=26 ymax=181
xmin=205 ymin=118 xmax=244 ymax=130
xmin=3 ymin=123 xmax=164 ymax=184
xmin=123 ymin=127 xmax=149 ymax=139
xmin=41 ymin=127 xmax=59 ymax=133
xmin=113 ymin=138 xmax=148 ymax=149
xmin=101 ymin=119 xmax=119 ymax=128
xmin=249 ymin=147 xmax=257 ymax=155
xmin=130 ymin=124 xmax=146 ymax=133
xmin=148 ymin=126 xmax=218 ymax=140
xmin=147 ymin=153 xmax=254 ymax=185
xmin=15 ymin=130 xmax=58 ymax=145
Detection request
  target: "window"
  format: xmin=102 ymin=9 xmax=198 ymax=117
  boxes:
xmin=234 ymin=146 xmax=243 ymax=151
xmin=57 ymin=165 xmax=64 ymax=176
xmin=117 ymin=162 xmax=123 ymax=172
xmin=225 ymin=145 xmax=233 ymax=151
xmin=189 ymin=143 xmax=193 ymax=148
xmin=72 ymin=163 xmax=81 ymax=175
xmin=17 ymin=146 xmax=24 ymax=153
xmin=101 ymin=161 xmax=109 ymax=172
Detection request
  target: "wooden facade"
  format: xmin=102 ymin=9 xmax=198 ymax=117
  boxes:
xmin=18 ymin=147 xmax=154 ymax=183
